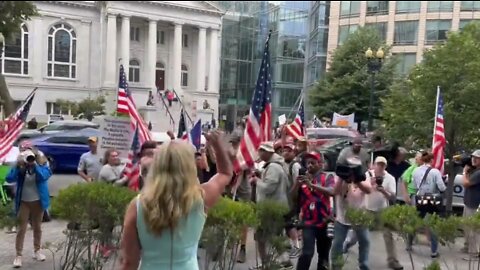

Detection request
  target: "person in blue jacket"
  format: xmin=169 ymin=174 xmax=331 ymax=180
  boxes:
xmin=6 ymin=149 xmax=52 ymax=268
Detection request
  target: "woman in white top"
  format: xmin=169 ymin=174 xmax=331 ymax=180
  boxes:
xmin=99 ymin=149 xmax=128 ymax=186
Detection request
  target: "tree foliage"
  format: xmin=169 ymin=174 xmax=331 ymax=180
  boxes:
xmin=56 ymin=96 xmax=106 ymax=120
xmin=310 ymin=27 xmax=398 ymax=125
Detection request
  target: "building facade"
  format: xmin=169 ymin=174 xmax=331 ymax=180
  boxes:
xmin=1 ymin=1 xmax=223 ymax=127
xmin=328 ymin=1 xmax=480 ymax=74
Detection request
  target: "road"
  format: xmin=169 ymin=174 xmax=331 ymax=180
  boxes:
xmin=0 ymin=174 xmax=473 ymax=269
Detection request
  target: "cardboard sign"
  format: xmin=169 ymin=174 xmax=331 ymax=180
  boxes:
xmin=98 ymin=116 xmax=133 ymax=159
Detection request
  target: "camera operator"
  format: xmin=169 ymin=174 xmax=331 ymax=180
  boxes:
xmin=462 ymin=149 xmax=480 ymax=259
xmin=330 ymin=158 xmax=372 ymax=270
xmin=6 ymin=150 xmax=52 ymax=268
xmin=344 ymin=157 xmax=403 ymax=270
xmin=337 ymin=138 xmax=370 ymax=173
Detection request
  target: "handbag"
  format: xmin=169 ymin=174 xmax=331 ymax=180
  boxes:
xmin=414 ymin=167 xmax=442 ymax=211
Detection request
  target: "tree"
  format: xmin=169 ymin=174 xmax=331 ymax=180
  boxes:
xmin=382 ymin=22 xmax=480 ymax=213
xmin=0 ymin=1 xmax=37 ymax=116
xmin=56 ymin=96 xmax=106 ymax=121
xmin=310 ymin=27 xmax=398 ymax=127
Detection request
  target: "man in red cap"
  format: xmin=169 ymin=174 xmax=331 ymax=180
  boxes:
xmin=292 ymin=151 xmax=334 ymax=270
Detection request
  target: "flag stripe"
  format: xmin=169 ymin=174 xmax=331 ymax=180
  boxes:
xmin=432 ymin=89 xmax=445 ymax=174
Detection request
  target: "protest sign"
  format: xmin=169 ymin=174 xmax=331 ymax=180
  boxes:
xmin=98 ymin=116 xmax=133 ymax=159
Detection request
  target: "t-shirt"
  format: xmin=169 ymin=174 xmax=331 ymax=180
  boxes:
xmin=99 ymin=164 xmax=124 ymax=183
xmin=298 ymin=172 xmax=334 ymax=227
xmin=365 ymin=170 xmax=396 ymax=212
xmin=401 ymin=164 xmax=418 ymax=195
xmin=335 ymin=177 xmax=371 ymax=226
xmin=78 ymin=151 xmax=102 ymax=180
xmin=412 ymin=165 xmax=446 ymax=195
xmin=21 ymin=171 xmax=40 ymax=202
xmin=387 ymin=160 xmax=410 ymax=182
xmin=464 ymin=169 xmax=480 ymax=209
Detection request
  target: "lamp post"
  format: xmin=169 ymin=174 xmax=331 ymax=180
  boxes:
xmin=365 ymin=47 xmax=384 ymax=132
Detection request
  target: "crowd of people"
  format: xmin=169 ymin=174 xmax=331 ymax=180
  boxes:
xmin=2 ymin=126 xmax=480 ymax=270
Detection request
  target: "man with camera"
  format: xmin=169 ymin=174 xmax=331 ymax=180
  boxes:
xmin=462 ymin=149 xmax=480 ymax=258
xmin=292 ymin=151 xmax=334 ymax=270
xmin=330 ymin=157 xmax=372 ymax=270
xmin=337 ymin=138 xmax=370 ymax=172
xmin=344 ymin=157 xmax=403 ymax=269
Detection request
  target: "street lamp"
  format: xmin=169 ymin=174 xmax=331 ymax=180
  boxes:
xmin=365 ymin=47 xmax=384 ymax=132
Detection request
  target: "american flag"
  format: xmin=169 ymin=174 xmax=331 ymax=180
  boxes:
xmin=234 ymin=33 xmax=272 ymax=172
xmin=117 ymin=65 xmax=152 ymax=144
xmin=0 ymin=89 xmax=36 ymax=162
xmin=432 ymin=87 xmax=445 ymax=174
xmin=126 ymin=124 xmax=141 ymax=191
xmin=285 ymin=100 xmax=304 ymax=140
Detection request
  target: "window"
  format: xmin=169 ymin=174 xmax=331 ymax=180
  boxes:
xmin=427 ymin=1 xmax=453 ymax=12
xmin=182 ymin=34 xmax=188 ymax=47
xmin=461 ymin=1 xmax=480 ymax=11
xmin=338 ymin=24 xmax=358 ymax=45
xmin=280 ymin=62 xmax=304 ymax=83
xmin=1 ymin=24 xmax=28 ymax=75
xmin=394 ymin=21 xmax=419 ymax=45
xmin=275 ymin=88 xmax=302 ymax=108
xmin=340 ymin=1 xmax=360 ymax=18
xmin=395 ymin=53 xmax=417 ymax=75
xmin=459 ymin=20 xmax=479 ymax=30
xmin=47 ymin=23 xmax=77 ymax=78
xmin=181 ymin=64 xmax=188 ymax=87
xmin=129 ymin=59 xmax=140 ymax=82
xmin=156 ymin=30 xmax=165 ymax=44
xmin=46 ymin=102 xmax=71 ymax=115
xmin=130 ymin=27 xmax=140 ymax=41
xmin=367 ymin=1 xmax=389 ymax=16
xmin=425 ymin=20 xmax=451 ymax=44
xmin=396 ymin=1 xmax=421 ymax=13
xmin=366 ymin=22 xmax=387 ymax=41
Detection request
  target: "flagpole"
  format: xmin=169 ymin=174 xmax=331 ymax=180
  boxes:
xmin=171 ymin=88 xmax=194 ymax=126
xmin=432 ymin=86 xmax=440 ymax=148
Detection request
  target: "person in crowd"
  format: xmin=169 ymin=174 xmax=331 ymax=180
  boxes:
xmin=146 ymin=91 xmax=155 ymax=106
xmin=250 ymin=142 xmax=293 ymax=269
xmin=282 ymin=143 xmax=302 ymax=259
xmin=166 ymin=90 xmax=175 ymax=107
xmin=138 ymin=140 xmax=159 ymax=190
xmin=274 ymin=140 xmax=284 ymax=155
xmin=462 ymin=149 xmax=480 ymax=259
xmin=330 ymin=158 xmax=372 ymax=270
xmin=293 ymin=151 xmax=334 ymax=270
xmin=344 ymin=157 xmax=403 ymax=270
xmin=120 ymin=131 xmax=232 ymax=270
xmin=99 ymin=149 xmax=128 ymax=186
xmin=372 ymin=136 xmax=383 ymax=150
xmin=401 ymin=152 xmax=424 ymax=205
xmin=295 ymin=137 xmax=309 ymax=169
xmin=337 ymin=138 xmax=370 ymax=172
xmin=407 ymin=151 xmax=446 ymax=257
xmin=77 ymin=137 xmax=102 ymax=182
xmin=7 ymin=149 xmax=51 ymax=268
xmin=195 ymin=152 xmax=208 ymax=183
xmin=386 ymin=147 xmax=410 ymax=185
xmin=27 ymin=117 xmax=38 ymax=130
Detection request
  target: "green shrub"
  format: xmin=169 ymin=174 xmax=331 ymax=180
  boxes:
xmin=0 ymin=201 xmax=17 ymax=229
xmin=424 ymin=213 xmax=462 ymax=246
xmin=381 ymin=205 xmax=423 ymax=235
xmin=345 ymin=207 xmax=375 ymax=229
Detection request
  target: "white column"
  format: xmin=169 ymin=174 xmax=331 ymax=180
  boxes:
xmin=147 ymin=19 xmax=157 ymax=89
xmin=121 ymin=16 xmax=130 ymax=79
xmin=196 ymin=26 xmax=207 ymax=91
xmin=208 ymin=28 xmax=219 ymax=93
xmin=173 ymin=22 xmax=183 ymax=93
xmin=104 ymin=14 xmax=117 ymax=86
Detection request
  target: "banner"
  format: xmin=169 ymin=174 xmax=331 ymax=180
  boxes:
xmin=98 ymin=116 xmax=134 ymax=159
xmin=332 ymin=112 xmax=355 ymax=128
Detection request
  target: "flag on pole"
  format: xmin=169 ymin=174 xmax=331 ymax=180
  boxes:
xmin=125 ymin=124 xmax=141 ymax=191
xmin=234 ymin=32 xmax=273 ymax=172
xmin=285 ymin=100 xmax=305 ymax=140
xmin=0 ymin=89 xmax=37 ymax=162
xmin=432 ymin=87 xmax=446 ymax=174
xmin=177 ymin=109 xmax=188 ymax=140
xmin=190 ymin=120 xmax=202 ymax=150
xmin=117 ymin=65 xmax=152 ymax=144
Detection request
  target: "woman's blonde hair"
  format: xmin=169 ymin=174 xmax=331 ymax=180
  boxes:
xmin=140 ymin=141 xmax=203 ymax=236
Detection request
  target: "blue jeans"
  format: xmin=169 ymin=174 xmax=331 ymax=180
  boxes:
xmin=331 ymin=221 xmax=370 ymax=270
xmin=407 ymin=194 xmax=439 ymax=254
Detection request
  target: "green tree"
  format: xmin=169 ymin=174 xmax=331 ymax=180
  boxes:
xmin=0 ymin=1 xmax=37 ymax=116
xmin=56 ymin=96 xmax=106 ymax=120
xmin=310 ymin=27 xmax=397 ymax=127
xmin=382 ymin=22 xmax=480 ymax=212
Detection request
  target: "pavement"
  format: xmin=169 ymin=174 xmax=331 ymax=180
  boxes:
xmin=0 ymin=174 xmax=475 ymax=269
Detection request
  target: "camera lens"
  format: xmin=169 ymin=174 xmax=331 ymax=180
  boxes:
xmin=26 ymin=155 xmax=35 ymax=162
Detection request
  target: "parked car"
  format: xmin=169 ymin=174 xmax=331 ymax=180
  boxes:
xmin=38 ymin=120 xmax=99 ymax=134
xmin=27 ymin=128 xmax=102 ymax=173
xmin=307 ymin=127 xmax=360 ymax=148
xmin=15 ymin=130 xmax=44 ymax=146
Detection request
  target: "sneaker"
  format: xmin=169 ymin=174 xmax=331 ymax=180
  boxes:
xmin=237 ymin=248 xmax=246 ymax=263
xmin=431 ymin=252 xmax=439 ymax=258
xmin=289 ymin=247 xmax=301 ymax=258
xmin=13 ymin=256 xmax=22 ymax=268
xmin=388 ymin=260 xmax=404 ymax=270
xmin=33 ymin=251 xmax=46 ymax=261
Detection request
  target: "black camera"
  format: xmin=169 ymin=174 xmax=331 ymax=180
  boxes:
xmin=298 ymin=168 xmax=307 ymax=176
xmin=454 ymin=153 xmax=476 ymax=173
xmin=26 ymin=155 xmax=36 ymax=163
xmin=375 ymin=176 xmax=384 ymax=186
xmin=335 ymin=163 xmax=366 ymax=183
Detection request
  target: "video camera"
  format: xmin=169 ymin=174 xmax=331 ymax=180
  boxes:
xmin=335 ymin=160 xmax=366 ymax=184
xmin=453 ymin=153 xmax=473 ymax=168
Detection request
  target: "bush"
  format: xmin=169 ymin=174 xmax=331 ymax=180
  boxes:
xmin=381 ymin=205 xmax=423 ymax=235
xmin=345 ymin=207 xmax=376 ymax=229
xmin=424 ymin=213 xmax=462 ymax=246
xmin=0 ymin=200 xmax=17 ymax=229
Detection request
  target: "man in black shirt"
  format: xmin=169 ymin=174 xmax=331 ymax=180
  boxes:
xmin=386 ymin=147 xmax=410 ymax=184
xmin=463 ymin=150 xmax=480 ymax=258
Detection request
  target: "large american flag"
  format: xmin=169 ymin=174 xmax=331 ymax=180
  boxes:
xmin=285 ymin=100 xmax=304 ymax=140
xmin=126 ymin=124 xmax=141 ymax=191
xmin=432 ymin=87 xmax=445 ymax=174
xmin=0 ymin=89 xmax=36 ymax=162
xmin=117 ymin=65 xmax=152 ymax=144
xmin=234 ymin=33 xmax=272 ymax=172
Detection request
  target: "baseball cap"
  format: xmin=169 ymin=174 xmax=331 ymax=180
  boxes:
xmin=88 ymin=137 xmax=97 ymax=143
xmin=375 ymin=156 xmax=388 ymax=165
xmin=282 ymin=143 xmax=295 ymax=150
xmin=304 ymin=151 xmax=322 ymax=162
xmin=258 ymin=142 xmax=275 ymax=153
xmin=472 ymin=150 xmax=480 ymax=158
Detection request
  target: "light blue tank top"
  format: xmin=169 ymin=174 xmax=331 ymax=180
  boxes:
xmin=136 ymin=196 xmax=206 ymax=270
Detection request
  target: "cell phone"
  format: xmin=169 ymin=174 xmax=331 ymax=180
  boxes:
xmin=299 ymin=168 xmax=307 ymax=176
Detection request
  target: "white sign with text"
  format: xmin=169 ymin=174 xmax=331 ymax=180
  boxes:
xmin=98 ymin=116 xmax=133 ymax=159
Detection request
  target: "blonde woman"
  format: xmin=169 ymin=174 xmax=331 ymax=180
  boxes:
xmin=120 ymin=131 xmax=232 ymax=270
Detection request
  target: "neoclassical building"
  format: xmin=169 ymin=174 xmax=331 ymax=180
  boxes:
xmin=2 ymin=1 xmax=223 ymax=129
